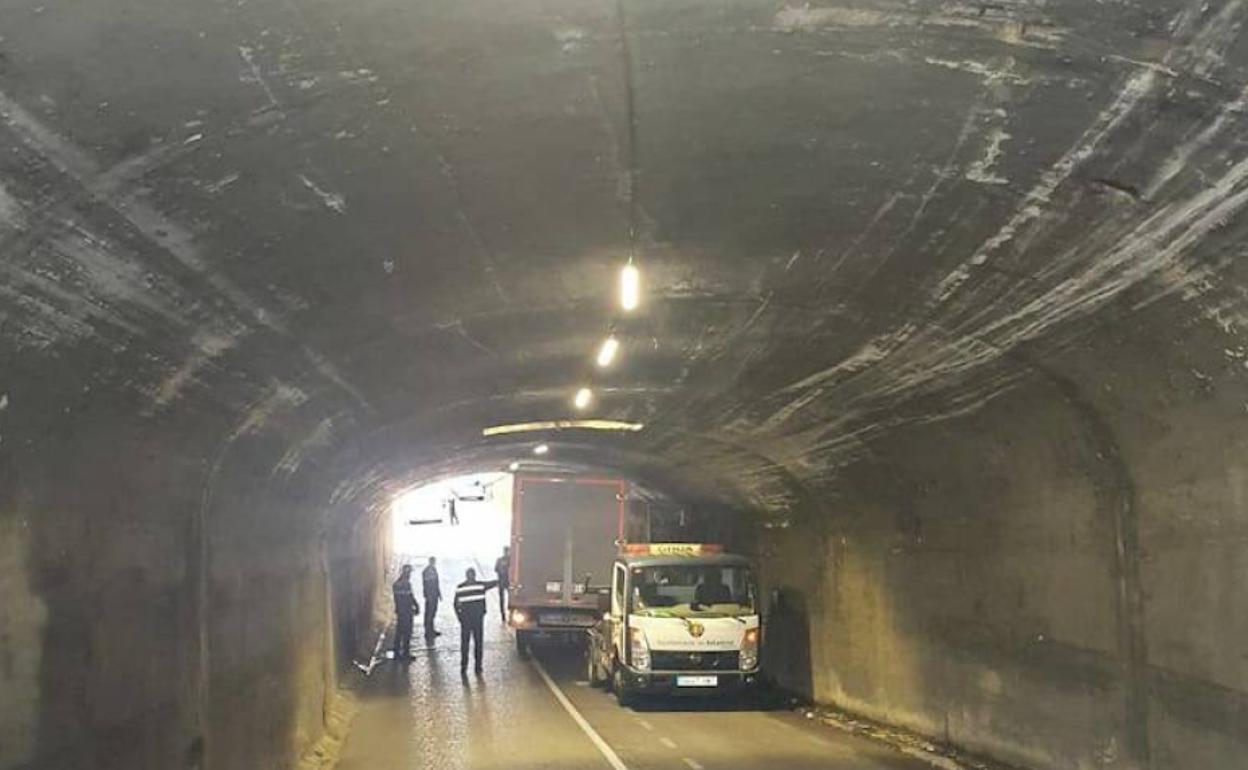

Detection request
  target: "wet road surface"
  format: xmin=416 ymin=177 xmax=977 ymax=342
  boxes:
xmin=337 ymin=569 xmax=932 ymax=770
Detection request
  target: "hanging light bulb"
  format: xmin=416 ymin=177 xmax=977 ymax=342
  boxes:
xmin=620 ymin=263 xmax=641 ymax=311
xmin=596 ymin=336 xmax=620 ymax=368
xmin=574 ymin=387 xmax=593 ymax=410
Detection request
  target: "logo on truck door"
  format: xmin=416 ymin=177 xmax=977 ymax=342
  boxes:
xmin=687 ymin=622 xmax=705 ymax=638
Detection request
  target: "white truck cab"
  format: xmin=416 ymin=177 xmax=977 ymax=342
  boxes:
xmin=587 ymin=544 xmax=761 ymax=703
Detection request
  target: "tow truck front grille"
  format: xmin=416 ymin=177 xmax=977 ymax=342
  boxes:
xmin=650 ymin=651 xmax=740 ymax=671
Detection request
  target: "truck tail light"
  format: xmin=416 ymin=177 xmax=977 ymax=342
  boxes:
xmin=629 ymin=627 xmax=650 ymax=671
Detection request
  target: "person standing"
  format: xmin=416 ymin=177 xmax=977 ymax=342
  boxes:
xmin=453 ymin=568 xmax=497 ymax=675
xmin=422 ymin=557 xmax=442 ymax=638
xmin=494 ymin=546 xmax=511 ymax=622
xmin=392 ymin=564 xmax=420 ymax=661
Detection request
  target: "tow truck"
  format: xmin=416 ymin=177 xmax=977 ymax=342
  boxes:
xmin=586 ymin=543 xmax=761 ymax=704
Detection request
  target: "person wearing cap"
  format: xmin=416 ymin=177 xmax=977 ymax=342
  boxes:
xmin=453 ymin=567 xmax=498 ymax=675
xmin=392 ymin=564 xmax=421 ymax=661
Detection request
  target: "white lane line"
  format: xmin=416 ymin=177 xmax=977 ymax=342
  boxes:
xmin=636 ymin=718 xmax=655 ymax=732
xmin=682 ymin=759 xmax=705 ymax=770
xmin=659 ymin=737 xmax=678 ymax=750
xmin=532 ymin=658 xmax=630 ymax=770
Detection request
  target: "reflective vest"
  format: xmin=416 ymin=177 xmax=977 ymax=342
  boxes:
xmin=453 ymin=580 xmax=496 ymax=621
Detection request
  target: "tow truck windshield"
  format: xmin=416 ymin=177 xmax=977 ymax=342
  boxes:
xmin=630 ymin=565 xmax=756 ymax=618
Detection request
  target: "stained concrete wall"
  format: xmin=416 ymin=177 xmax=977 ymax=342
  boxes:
xmin=0 ymin=383 xmax=386 ymax=770
xmin=760 ymin=321 xmax=1248 ymax=770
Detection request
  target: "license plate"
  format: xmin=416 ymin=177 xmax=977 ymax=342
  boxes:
xmin=539 ymin=612 xmax=594 ymax=627
xmin=676 ymin=675 xmax=719 ymax=687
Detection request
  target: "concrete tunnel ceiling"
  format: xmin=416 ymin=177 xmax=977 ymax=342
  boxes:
xmin=4 ymin=0 xmax=1248 ymax=514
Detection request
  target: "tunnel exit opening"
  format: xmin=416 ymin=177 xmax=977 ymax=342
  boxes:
xmin=389 ymin=472 xmax=514 ymax=574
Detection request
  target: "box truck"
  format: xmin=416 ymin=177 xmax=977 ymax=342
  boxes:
xmin=507 ymin=473 xmax=627 ymax=652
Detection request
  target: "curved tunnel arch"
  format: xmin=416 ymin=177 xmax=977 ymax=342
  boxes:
xmin=4 ymin=1 xmax=1248 ymax=770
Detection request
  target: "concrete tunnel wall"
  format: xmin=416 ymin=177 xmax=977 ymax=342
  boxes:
xmin=5 ymin=0 xmax=1248 ymax=768
xmin=0 ymin=376 xmax=389 ymax=770
xmin=759 ymin=301 xmax=1248 ymax=770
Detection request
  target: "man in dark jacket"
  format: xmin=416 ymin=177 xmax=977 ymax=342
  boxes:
xmin=392 ymin=564 xmax=420 ymax=661
xmin=453 ymin=567 xmax=497 ymax=675
xmin=422 ymin=557 xmax=442 ymax=638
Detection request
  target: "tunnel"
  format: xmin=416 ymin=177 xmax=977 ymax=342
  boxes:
xmin=1 ymin=1 xmax=1246 ymax=769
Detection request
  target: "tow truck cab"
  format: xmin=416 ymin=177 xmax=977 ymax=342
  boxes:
xmin=587 ymin=544 xmax=761 ymax=701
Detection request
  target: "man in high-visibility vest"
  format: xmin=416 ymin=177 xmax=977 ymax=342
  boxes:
xmin=453 ymin=567 xmax=498 ymax=675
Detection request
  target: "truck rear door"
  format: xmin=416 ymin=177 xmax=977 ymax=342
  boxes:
xmin=512 ymin=476 xmax=625 ymax=610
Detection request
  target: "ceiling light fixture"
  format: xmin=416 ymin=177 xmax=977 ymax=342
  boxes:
xmin=620 ymin=263 xmax=640 ymax=311
xmin=508 ymin=461 xmax=521 ymax=471
xmin=596 ymin=336 xmax=620 ymax=367
xmin=533 ymin=444 xmax=550 ymax=455
xmin=481 ymin=420 xmax=644 ymax=437
xmin=574 ymin=387 xmax=593 ymax=410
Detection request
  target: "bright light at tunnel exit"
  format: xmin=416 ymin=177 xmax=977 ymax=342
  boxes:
xmin=390 ymin=473 xmax=512 ymax=568
xmin=620 ymin=263 xmax=640 ymax=311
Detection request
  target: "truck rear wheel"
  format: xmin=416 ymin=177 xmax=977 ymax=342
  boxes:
xmin=586 ymin=648 xmax=606 ymax=687
xmin=515 ymin=630 xmax=530 ymax=658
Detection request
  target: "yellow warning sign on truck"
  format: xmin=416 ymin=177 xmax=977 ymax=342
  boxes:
xmin=622 ymin=543 xmax=723 ymax=557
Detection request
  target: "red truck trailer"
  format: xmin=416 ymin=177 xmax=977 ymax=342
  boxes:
xmin=508 ymin=473 xmax=628 ymax=652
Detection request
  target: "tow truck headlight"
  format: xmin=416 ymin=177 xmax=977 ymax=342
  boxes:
xmin=629 ymin=627 xmax=651 ymax=671
xmin=740 ymin=627 xmax=760 ymax=671
xmin=510 ymin=609 xmax=530 ymax=627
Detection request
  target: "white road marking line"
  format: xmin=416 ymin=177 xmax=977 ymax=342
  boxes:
xmin=682 ymin=759 xmax=705 ymax=770
xmin=636 ymin=718 xmax=655 ymax=732
xmin=659 ymin=737 xmax=678 ymax=750
xmin=532 ymin=658 xmax=630 ymax=770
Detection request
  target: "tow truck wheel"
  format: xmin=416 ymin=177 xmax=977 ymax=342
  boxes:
xmin=611 ymin=662 xmax=634 ymax=707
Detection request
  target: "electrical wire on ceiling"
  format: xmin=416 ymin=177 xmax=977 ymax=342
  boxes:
xmin=616 ymin=0 xmax=641 ymax=261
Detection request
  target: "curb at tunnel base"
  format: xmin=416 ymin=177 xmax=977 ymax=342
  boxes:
xmin=795 ymin=703 xmax=1026 ymax=770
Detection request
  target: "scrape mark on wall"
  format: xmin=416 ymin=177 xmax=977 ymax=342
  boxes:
xmin=149 ymin=330 xmax=242 ymax=411
xmin=771 ymin=3 xmax=1067 ymax=47
xmin=0 ymin=88 xmax=370 ymax=409
xmin=238 ymin=45 xmax=281 ymax=109
xmin=0 ymin=180 xmax=25 ymax=230
xmin=933 ymin=70 xmax=1157 ymax=302
xmin=273 ymin=417 xmax=336 ymax=477
xmin=230 ymin=382 xmax=309 ymax=440
xmin=925 ymin=57 xmax=1029 ymax=85
xmin=298 ymin=174 xmax=347 ymax=215
xmin=965 ymin=125 xmax=1012 ymax=186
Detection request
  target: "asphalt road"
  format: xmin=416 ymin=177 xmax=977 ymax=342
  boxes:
xmin=336 ymin=580 xmax=931 ymax=770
